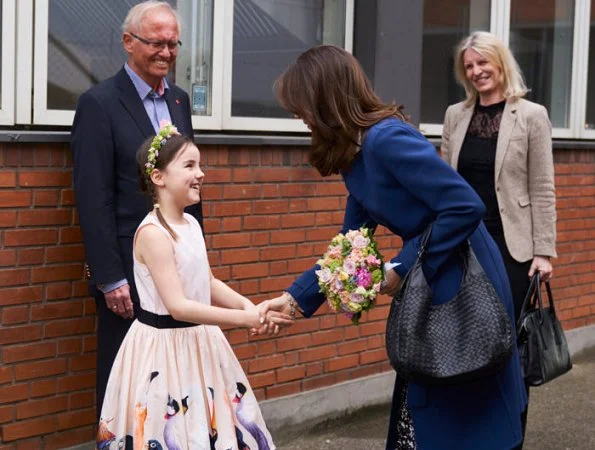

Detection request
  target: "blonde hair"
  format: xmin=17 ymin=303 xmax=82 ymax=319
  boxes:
xmin=122 ymin=1 xmax=181 ymax=34
xmin=455 ymin=31 xmax=528 ymax=106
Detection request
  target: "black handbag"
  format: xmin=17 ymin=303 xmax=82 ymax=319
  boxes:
xmin=385 ymin=225 xmax=514 ymax=385
xmin=517 ymin=274 xmax=572 ymax=386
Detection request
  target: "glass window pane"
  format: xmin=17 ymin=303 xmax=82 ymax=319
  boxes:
xmin=46 ymin=0 xmax=214 ymax=115
xmin=47 ymin=0 xmax=143 ymax=110
xmin=510 ymin=0 xmax=575 ymax=128
xmin=0 ymin=0 xmax=3 ymax=107
xmin=586 ymin=1 xmax=595 ymax=129
xmin=231 ymin=0 xmax=346 ymax=118
xmin=421 ymin=0 xmax=491 ymax=124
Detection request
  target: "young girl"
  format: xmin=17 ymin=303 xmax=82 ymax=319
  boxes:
xmin=96 ymin=123 xmax=288 ymax=450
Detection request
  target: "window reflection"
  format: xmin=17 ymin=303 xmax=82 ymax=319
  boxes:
xmin=46 ymin=0 xmax=214 ymax=114
xmin=509 ymin=0 xmax=574 ymax=128
xmin=231 ymin=0 xmax=346 ymax=118
xmin=421 ymin=0 xmax=491 ymax=124
xmin=47 ymin=0 xmax=152 ymax=110
xmin=0 ymin=0 xmax=3 ymax=107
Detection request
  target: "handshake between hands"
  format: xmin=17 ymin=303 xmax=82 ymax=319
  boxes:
xmin=248 ymin=293 xmax=296 ymax=336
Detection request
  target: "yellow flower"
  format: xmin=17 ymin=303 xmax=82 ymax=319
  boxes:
xmin=338 ymin=271 xmax=349 ymax=281
xmin=347 ymin=302 xmax=362 ymax=313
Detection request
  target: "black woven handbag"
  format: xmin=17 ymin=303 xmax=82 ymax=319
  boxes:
xmin=517 ymin=274 xmax=572 ymax=386
xmin=385 ymin=225 xmax=514 ymax=385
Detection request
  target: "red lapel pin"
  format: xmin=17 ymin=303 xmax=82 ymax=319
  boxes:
xmin=175 ymin=99 xmax=180 ymax=104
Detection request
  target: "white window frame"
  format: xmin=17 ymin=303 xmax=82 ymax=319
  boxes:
xmin=0 ymin=0 xmax=16 ymax=125
xmin=575 ymin=0 xmax=594 ymax=139
xmin=421 ymin=0 xmax=590 ymax=141
xmin=15 ymin=0 xmax=33 ymax=125
xmin=189 ymin=0 xmax=224 ymax=131
xmin=31 ymin=0 xmax=355 ymax=131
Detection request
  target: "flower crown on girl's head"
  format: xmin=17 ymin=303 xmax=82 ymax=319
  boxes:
xmin=145 ymin=121 xmax=180 ymax=177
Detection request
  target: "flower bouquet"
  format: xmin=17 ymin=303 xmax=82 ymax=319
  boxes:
xmin=315 ymin=227 xmax=384 ymax=325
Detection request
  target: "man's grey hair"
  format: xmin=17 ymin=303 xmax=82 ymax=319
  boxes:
xmin=122 ymin=1 xmax=181 ymax=34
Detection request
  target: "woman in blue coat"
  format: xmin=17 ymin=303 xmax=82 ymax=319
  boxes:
xmin=271 ymin=45 xmax=527 ymax=449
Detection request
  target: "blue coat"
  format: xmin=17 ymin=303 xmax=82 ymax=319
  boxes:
xmin=287 ymin=118 xmax=527 ymax=449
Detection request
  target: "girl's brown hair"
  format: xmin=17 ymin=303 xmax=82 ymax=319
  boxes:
xmin=275 ymin=45 xmax=406 ymax=176
xmin=136 ymin=134 xmax=193 ymax=240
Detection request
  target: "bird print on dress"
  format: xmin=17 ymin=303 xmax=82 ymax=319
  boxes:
xmin=181 ymin=395 xmax=189 ymax=415
xmin=147 ymin=439 xmax=164 ymax=450
xmin=233 ymin=382 xmax=270 ymax=450
xmin=207 ymin=387 xmax=219 ymax=449
xmin=236 ymin=426 xmax=251 ymax=450
xmin=164 ymin=395 xmax=183 ymax=450
xmin=135 ymin=371 xmax=160 ymax=450
xmin=115 ymin=437 xmax=123 ymax=449
xmin=96 ymin=418 xmax=116 ymax=450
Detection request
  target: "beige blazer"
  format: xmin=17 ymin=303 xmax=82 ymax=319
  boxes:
xmin=441 ymin=98 xmax=557 ymax=262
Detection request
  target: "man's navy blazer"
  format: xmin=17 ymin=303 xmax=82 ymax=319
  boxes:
xmin=71 ymin=67 xmax=202 ymax=290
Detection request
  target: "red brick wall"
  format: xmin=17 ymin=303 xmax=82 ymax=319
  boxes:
xmin=0 ymin=142 xmax=594 ymax=448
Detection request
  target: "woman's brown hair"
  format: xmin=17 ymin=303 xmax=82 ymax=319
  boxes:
xmin=136 ymin=133 xmax=193 ymax=240
xmin=275 ymin=45 xmax=406 ymax=176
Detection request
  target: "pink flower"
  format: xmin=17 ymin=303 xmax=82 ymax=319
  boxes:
xmin=340 ymin=291 xmax=350 ymax=303
xmin=343 ymin=259 xmax=357 ymax=275
xmin=316 ymin=268 xmax=332 ymax=283
xmin=159 ymin=119 xmax=172 ymax=128
xmin=345 ymin=230 xmax=359 ymax=243
xmin=350 ymin=293 xmax=365 ymax=304
xmin=355 ymin=268 xmax=372 ymax=288
xmin=353 ymin=235 xmax=370 ymax=249
xmin=351 ymin=249 xmax=363 ymax=261
xmin=328 ymin=247 xmax=342 ymax=258
xmin=366 ymin=255 xmax=381 ymax=266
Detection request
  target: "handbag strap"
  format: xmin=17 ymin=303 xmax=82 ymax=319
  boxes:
xmin=544 ymin=280 xmax=557 ymax=317
xmin=417 ymin=224 xmax=433 ymax=259
xmin=517 ymin=273 xmax=540 ymax=331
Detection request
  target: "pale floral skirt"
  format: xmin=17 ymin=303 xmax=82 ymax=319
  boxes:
xmin=96 ymin=320 xmax=275 ymax=450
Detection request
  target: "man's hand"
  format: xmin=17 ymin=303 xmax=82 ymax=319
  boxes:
xmin=104 ymin=284 xmax=134 ymax=319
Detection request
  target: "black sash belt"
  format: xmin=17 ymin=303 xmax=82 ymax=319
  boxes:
xmin=137 ymin=308 xmax=196 ymax=329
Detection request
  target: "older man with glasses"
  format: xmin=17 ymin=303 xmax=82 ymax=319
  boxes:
xmin=71 ymin=0 xmax=201 ymax=419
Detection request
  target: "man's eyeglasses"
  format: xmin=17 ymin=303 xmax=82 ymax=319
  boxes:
xmin=130 ymin=33 xmax=182 ymax=51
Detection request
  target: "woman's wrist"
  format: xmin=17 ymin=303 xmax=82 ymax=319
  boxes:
xmin=282 ymin=291 xmax=300 ymax=319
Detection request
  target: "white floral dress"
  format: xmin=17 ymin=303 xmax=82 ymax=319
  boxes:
xmin=96 ymin=213 xmax=275 ymax=450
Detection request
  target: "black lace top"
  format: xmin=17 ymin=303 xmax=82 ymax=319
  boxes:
xmin=458 ymin=100 xmax=506 ymax=236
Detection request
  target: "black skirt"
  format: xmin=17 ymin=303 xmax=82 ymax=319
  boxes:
xmin=489 ymin=230 xmax=532 ymax=322
xmin=385 ymin=375 xmax=416 ymax=450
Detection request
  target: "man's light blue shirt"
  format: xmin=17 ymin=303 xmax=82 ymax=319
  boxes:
xmin=124 ymin=63 xmax=172 ymax=133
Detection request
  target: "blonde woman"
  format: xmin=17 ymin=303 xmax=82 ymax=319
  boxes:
xmin=441 ymin=31 xmax=557 ymax=448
